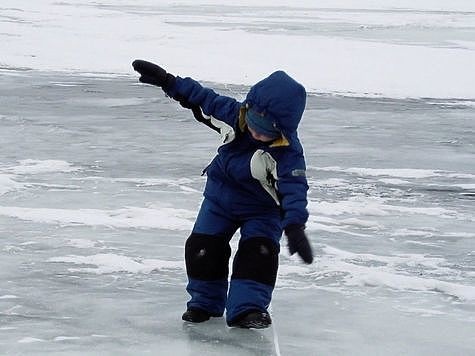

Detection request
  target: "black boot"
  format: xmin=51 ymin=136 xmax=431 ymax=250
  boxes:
xmin=227 ymin=310 xmax=272 ymax=329
xmin=182 ymin=308 xmax=213 ymax=323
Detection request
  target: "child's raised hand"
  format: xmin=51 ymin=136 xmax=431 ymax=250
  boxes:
xmin=285 ymin=225 xmax=314 ymax=264
xmin=132 ymin=59 xmax=175 ymax=89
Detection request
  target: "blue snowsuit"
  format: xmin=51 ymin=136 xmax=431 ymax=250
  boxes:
xmin=166 ymin=71 xmax=309 ymax=323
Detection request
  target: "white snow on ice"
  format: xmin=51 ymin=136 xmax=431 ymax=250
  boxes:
xmin=320 ymin=246 xmax=475 ymax=301
xmin=313 ymin=166 xmax=472 ymax=179
xmin=378 ymin=178 xmax=413 ymax=185
xmin=17 ymin=337 xmax=45 ymax=344
xmin=1 ymin=0 xmax=475 ymax=98
xmin=0 ymin=295 xmax=19 ymax=300
xmin=307 ymin=197 xmax=458 ymax=219
xmin=53 ymin=336 xmax=82 ymax=342
xmin=5 ymin=159 xmax=81 ymax=175
xmin=0 ymin=174 xmax=23 ymax=196
xmin=278 ymin=244 xmax=475 ymax=302
xmin=0 ymin=206 xmax=194 ymax=230
xmin=48 ymin=253 xmax=183 ymax=274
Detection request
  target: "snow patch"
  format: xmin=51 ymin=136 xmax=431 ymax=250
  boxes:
xmin=54 ymin=336 xmax=81 ymax=341
xmin=7 ymin=159 xmax=80 ymax=175
xmin=1 ymin=1 xmax=475 ymax=98
xmin=0 ymin=206 xmax=194 ymax=230
xmin=313 ymin=166 xmax=475 ymax=181
xmin=308 ymin=197 xmax=457 ymax=218
xmin=321 ymin=245 xmax=475 ymax=301
xmin=378 ymin=178 xmax=412 ymax=185
xmin=0 ymin=174 xmax=23 ymax=196
xmin=391 ymin=229 xmax=435 ymax=238
xmin=48 ymin=253 xmax=183 ymax=274
xmin=316 ymin=166 xmax=442 ymax=179
xmin=18 ymin=337 xmax=45 ymax=344
xmin=339 ymin=218 xmax=383 ymax=229
xmin=0 ymin=295 xmax=19 ymax=300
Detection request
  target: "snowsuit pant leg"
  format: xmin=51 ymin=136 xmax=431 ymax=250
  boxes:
xmin=226 ymin=214 xmax=282 ymax=323
xmin=185 ymin=199 xmax=238 ymax=316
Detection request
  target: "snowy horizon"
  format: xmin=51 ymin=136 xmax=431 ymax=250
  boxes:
xmin=1 ymin=0 xmax=475 ymax=98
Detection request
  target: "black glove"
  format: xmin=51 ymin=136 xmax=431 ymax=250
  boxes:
xmin=132 ymin=59 xmax=176 ymax=89
xmin=285 ymin=225 xmax=314 ymax=264
xmin=132 ymin=59 xmax=220 ymax=133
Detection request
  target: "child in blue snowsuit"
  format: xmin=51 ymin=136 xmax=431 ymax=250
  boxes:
xmin=133 ymin=60 xmax=313 ymax=329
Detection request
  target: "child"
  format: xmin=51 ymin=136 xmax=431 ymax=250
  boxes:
xmin=132 ymin=60 xmax=313 ymax=329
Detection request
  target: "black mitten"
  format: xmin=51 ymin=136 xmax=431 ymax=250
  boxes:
xmin=285 ymin=225 xmax=314 ymax=264
xmin=132 ymin=59 xmax=176 ymax=89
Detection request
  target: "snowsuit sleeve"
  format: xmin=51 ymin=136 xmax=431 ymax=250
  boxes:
xmin=165 ymin=76 xmax=241 ymax=128
xmin=276 ymin=145 xmax=309 ymax=228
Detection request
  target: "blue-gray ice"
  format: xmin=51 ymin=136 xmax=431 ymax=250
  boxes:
xmin=0 ymin=70 xmax=474 ymax=355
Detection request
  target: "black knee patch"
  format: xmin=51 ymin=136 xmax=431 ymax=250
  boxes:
xmin=185 ymin=233 xmax=231 ymax=280
xmin=232 ymin=237 xmax=279 ymax=287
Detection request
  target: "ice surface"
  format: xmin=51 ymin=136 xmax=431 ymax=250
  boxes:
xmin=1 ymin=70 xmax=474 ymax=355
xmin=1 ymin=1 xmax=475 ymax=355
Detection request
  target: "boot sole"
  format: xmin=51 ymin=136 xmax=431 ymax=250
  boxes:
xmin=238 ymin=320 xmax=271 ymax=329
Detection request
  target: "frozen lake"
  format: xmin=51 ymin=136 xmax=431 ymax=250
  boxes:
xmin=1 ymin=0 xmax=475 ymax=354
xmin=0 ymin=71 xmax=474 ymax=355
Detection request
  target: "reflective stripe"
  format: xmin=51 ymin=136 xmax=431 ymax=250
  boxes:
xmin=250 ymin=149 xmax=280 ymax=205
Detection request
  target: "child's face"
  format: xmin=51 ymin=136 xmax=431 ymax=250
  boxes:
xmin=248 ymin=125 xmax=276 ymax=142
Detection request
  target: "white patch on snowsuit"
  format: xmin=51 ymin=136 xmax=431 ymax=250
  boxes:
xmin=207 ymin=115 xmax=235 ymax=144
xmin=250 ymin=149 xmax=280 ymax=205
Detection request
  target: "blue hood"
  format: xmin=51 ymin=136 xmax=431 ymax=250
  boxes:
xmin=245 ymin=71 xmax=306 ymax=136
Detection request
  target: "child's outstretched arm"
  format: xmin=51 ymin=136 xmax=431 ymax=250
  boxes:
xmin=132 ymin=59 xmax=241 ymax=128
